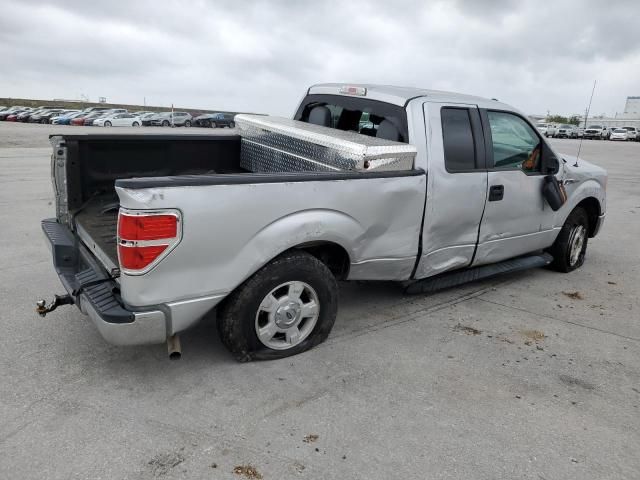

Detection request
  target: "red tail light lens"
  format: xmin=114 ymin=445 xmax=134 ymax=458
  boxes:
xmin=118 ymin=245 xmax=168 ymax=270
xmin=118 ymin=214 xmax=177 ymax=241
xmin=117 ymin=210 xmax=181 ymax=274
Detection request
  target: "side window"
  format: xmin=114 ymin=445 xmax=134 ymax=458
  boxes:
xmin=441 ymin=107 xmax=476 ymax=172
xmin=487 ymin=111 xmax=541 ymax=173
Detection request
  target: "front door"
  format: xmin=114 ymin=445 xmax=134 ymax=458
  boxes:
xmin=473 ymin=110 xmax=557 ymax=266
xmin=414 ymin=102 xmax=488 ymax=279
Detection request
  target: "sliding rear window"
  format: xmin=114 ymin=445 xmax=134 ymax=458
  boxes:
xmin=294 ymin=94 xmax=409 ymax=143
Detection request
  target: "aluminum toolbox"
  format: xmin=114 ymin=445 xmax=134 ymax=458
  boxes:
xmin=235 ymin=114 xmax=416 ymax=173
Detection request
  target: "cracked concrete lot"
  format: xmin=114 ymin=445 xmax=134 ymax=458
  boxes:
xmin=0 ymin=123 xmax=639 ymax=479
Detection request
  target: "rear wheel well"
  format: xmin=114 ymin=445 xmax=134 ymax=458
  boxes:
xmin=575 ymin=197 xmax=601 ymax=237
xmin=294 ymin=242 xmax=350 ymax=280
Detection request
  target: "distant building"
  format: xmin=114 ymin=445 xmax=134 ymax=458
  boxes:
xmin=579 ymin=96 xmax=640 ymax=129
xmin=621 ymin=96 xmax=640 ymax=118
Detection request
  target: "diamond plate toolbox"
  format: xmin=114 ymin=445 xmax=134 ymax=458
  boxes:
xmin=235 ymin=114 xmax=417 ymax=173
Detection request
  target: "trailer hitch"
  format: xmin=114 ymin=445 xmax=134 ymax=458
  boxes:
xmin=35 ymin=294 xmax=74 ymax=317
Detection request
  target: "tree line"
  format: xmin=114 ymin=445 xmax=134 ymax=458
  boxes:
xmin=546 ymin=115 xmax=581 ymax=125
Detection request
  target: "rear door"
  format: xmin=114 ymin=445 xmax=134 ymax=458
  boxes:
xmin=414 ymin=102 xmax=488 ymax=279
xmin=113 ymin=114 xmax=126 ymax=126
xmin=472 ymin=110 xmax=557 ymax=266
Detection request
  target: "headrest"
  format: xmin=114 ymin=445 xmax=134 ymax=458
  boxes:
xmin=308 ymin=106 xmax=332 ymax=127
xmin=376 ymin=119 xmax=402 ymax=142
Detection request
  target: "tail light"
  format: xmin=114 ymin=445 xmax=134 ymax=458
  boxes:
xmin=117 ymin=209 xmax=181 ymax=274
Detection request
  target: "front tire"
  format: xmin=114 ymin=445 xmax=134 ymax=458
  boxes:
xmin=104 ymin=121 xmax=112 ymax=127
xmin=211 ymin=122 xmax=217 ymax=128
xmin=217 ymin=250 xmax=338 ymax=362
xmin=184 ymin=120 xmax=191 ymax=127
xmin=162 ymin=120 xmax=169 ymax=127
xmin=132 ymin=122 xmax=140 ymax=127
xmin=548 ymin=207 xmax=589 ymax=273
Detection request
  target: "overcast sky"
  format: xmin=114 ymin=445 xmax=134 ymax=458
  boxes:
xmin=1 ymin=0 xmax=639 ymax=117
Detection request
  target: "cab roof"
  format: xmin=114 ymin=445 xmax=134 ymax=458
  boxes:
xmin=308 ymin=83 xmax=514 ymax=111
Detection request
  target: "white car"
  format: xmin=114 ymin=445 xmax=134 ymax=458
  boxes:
xmin=93 ymin=113 xmax=142 ymax=127
xmin=556 ymin=124 xmax=577 ymax=138
xmin=536 ymin=123 xmax=557 ymax=137
xmin=609 ymin=128 xmax=629 ymax=141
xmin=622 ymin=126 xmax=638 ymax=141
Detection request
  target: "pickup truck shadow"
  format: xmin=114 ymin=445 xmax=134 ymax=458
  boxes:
xmin=78 ymin=271 xmax=538 ymax=379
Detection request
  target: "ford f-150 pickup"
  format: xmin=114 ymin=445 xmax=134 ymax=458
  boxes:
xmin=38 ymin=84 xmax=607 ymax=361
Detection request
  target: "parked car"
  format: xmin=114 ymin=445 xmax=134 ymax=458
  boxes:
xmin=536 ymin=123 xmax=558 ymax=137
xmin=576 ymin=127 xmax=585 ymax=138
xmin=51 ymin=111 xmax=84 ymax=125
xmin=3 ymin=109 xmax=32 ymax=121
xmin=555 ymin=124 xmax=578 ymax=138
xmin=609 ymin=128 xmax=629 ymax=141
xmin=49 ymin=110 xmax=79 ymax=124
xmin=583 ymin=125 xmax=607 ymax=139
xmin=16 ymin=109 xmax=45 ymax=122
xmin=536 ymin=123 xmax=550 ymax=136
xmin=0 ymin=106 xmax=29 ymax=119
xmin=40 ymin=83 xmax=607 ymax=362
xmin=84 ymin=110 xmax=127 ymax=126
xmin=141 ymin=112 xmax=163 ymax=126
xmin=150 ymin=112 xmax=193 ymax=127
xmin=70 ymin=113 xmax=92 ymax=126
xmin=34 ymin=109 xmax=68 ymax=124
xmin=93 ymin=113 xmax=142 ymax=127
xmin=622 ymin=126 xmax=638 ymax=141
xmin=194 ymin=112 xmax=236 ymax=128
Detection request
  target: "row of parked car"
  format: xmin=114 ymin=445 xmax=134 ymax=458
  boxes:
xmin=536 ymin=123 xmax=639 ymax=141
xmin=0 ymin=105 xmax=238 ymax=128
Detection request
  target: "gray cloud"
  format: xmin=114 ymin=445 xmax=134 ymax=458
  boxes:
xmin=1 ymin=0 xmax=638 ymax=117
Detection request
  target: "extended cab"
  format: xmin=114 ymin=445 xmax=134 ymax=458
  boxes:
xmin=39 ymin=84 xmax=607 ymax=360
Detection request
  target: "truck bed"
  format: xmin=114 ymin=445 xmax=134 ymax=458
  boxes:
xmin=74 ymin=194 xmax=119 ymax=267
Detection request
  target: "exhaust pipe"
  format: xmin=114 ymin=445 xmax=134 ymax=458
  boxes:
xmin=167 ymin=335 xmax=182 ymax=360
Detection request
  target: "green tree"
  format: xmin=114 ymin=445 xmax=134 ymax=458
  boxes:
xmin=567 ymin=115 xmax=581 ymax=126
xmin=546 ymin=114 xmax=569 ymax=124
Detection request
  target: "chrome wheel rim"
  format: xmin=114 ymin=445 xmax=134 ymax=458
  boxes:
xmin=568 ymin=225 xmax=586 ymax=266
xmin=255 ymin=281 xmax=320 ymax=350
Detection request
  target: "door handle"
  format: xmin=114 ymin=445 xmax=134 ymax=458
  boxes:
xmin=489 ymin=185 xmax=504 ymax=201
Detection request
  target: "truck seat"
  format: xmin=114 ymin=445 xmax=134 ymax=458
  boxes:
xmin=308 ymin=106 xmax=332 ymax=127
xmin=376 ymin=119 xmax=402 ymax=142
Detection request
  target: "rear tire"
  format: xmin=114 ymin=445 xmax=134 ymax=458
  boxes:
xmin=211 ymin=122 xmax=217 ymax=128
xmin=217 ymin=250 xmax=338 ymax=362
xmin=184 ymin=120 xmax=191 ymax=127
xmin=132 ymin=122 xmax=140 ymax=127
xmin=548 ymin=207 xmax=589 ymax=273
xmin=162 ymin=120 xmax=169 ymax=127
xmin=229 ymin=121 xmax=235 ymax=128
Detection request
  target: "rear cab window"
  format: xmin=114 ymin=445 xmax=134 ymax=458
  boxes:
xmin=294 ymin=94 xmax=409 ymax=143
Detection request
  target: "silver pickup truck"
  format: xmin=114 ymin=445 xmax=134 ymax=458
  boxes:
xmin=39 ymin=83 xmax=607 ymax=361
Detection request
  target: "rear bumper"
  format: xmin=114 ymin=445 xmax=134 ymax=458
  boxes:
xmin=41 ymin=218 xmax=167 ymax=345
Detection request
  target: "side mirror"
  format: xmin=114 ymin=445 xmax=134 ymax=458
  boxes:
xmin=546 ymin=156 xmax=559 ymax=174
xmin=541 ymin=142 xmax=560 ymax=174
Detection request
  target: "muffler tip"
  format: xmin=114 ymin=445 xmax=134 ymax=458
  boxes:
xmin=167 ymin=335 xmax=182 ymax=360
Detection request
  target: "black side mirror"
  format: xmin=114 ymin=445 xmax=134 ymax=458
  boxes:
xmin=541 ymin=142 xmax=559 ymax=174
